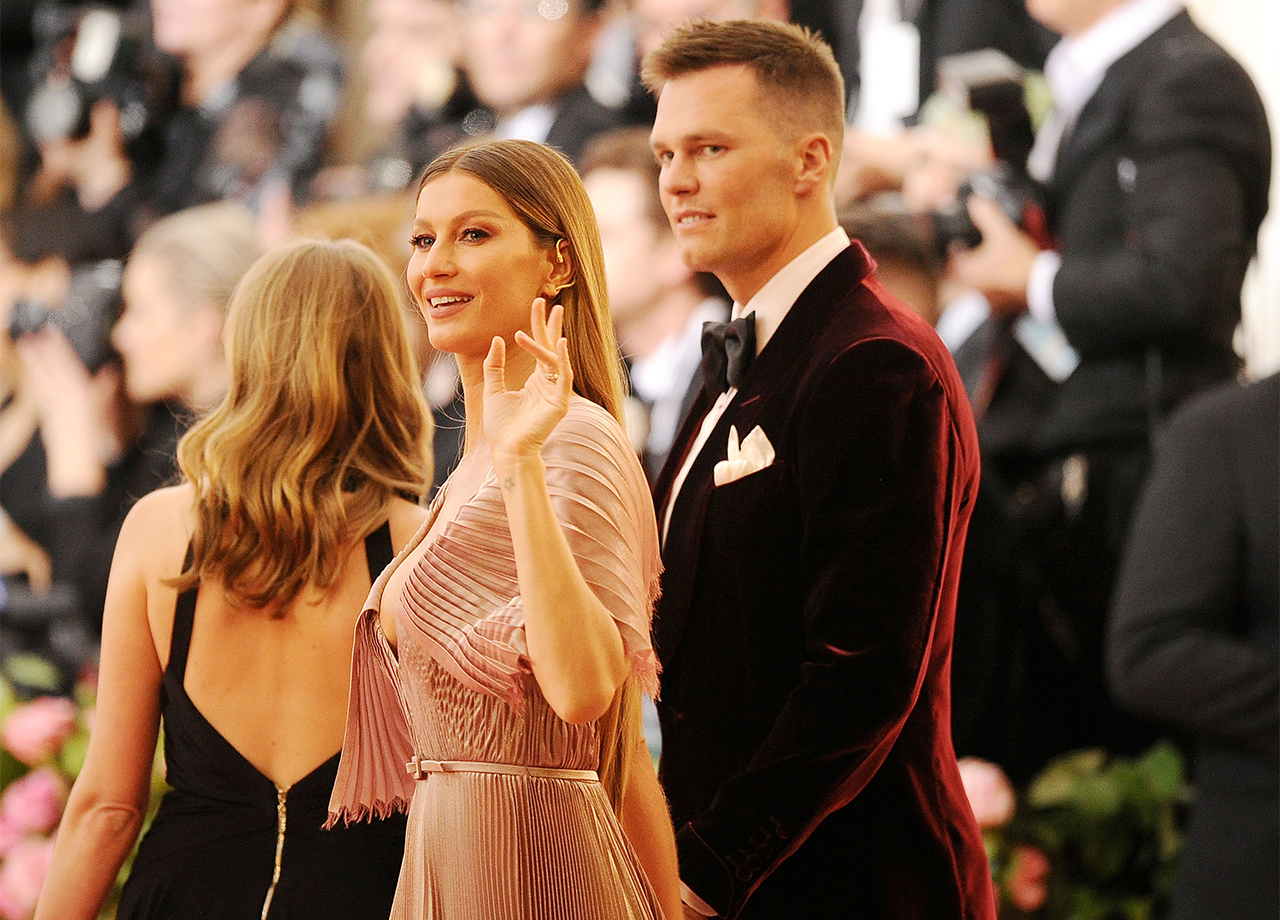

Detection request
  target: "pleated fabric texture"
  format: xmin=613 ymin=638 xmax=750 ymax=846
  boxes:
xmin=329 ymin=398 xmax=665 ymax=919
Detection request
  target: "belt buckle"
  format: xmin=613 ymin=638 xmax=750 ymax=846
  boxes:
xmin=407 ymin=757 xmax=424 ymax=779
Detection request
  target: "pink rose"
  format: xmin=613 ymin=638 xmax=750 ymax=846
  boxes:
xmin=0 ymin=836 xmax=55 ymax=920
xmin=0 ymin=817 xmax=21 ymax=860
xmin=957 ymin=756 xmax=1017 ymax=830
xmin=0 ymin=769 xmax=67 ymax=836
xmin=1 ymin=698 xmax=76 ymax=766
xmin=1007 ymin=844 xmax=1051 ymax=912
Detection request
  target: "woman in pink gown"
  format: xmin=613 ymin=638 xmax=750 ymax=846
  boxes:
xmin=328 ymin=139 xmax=681 ymax=920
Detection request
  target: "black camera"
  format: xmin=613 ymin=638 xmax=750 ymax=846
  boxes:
xmin=925 ymin=50 xmax=1049 ymax=258
xmin=23 ymin=4 xmax=176 ymax=157
xmin=8 ymin=259 xmax=123 ymax=374
xmin=928 ymin=162 xmax=1048 ymax=257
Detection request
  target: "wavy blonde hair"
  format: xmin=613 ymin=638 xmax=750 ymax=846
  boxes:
xmin=172 ymin=238 xmax=431 ymax=609
xmin=417 ymin=140 xmax=643 ymax=812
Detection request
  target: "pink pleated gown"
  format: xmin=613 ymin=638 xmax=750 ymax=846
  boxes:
xmin=328 ymin=399 xmax=665 ymax=920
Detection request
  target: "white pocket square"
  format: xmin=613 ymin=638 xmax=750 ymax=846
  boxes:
xmin=714 ymin=425 xmax=775 ymax=486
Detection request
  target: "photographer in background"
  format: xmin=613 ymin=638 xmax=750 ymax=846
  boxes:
xmin=144 ymin=0 xmax=342 ymax=216
xmin=949 ymin=0 xmax=1271 ymax=774
xmin=5 ymin=5 xmax=175 ymax=293
xmin=0 ymin=203 xmax=260 ymax=685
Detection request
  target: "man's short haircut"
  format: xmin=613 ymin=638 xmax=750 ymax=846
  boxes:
xmin=580 ymin=126 xmax=667 ymax=235
xmin=640 ymin=18 xmax=845 ymax=166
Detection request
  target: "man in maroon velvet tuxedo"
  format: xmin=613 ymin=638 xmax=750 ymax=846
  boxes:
xmin=644 ymin=20 xmax=997 ymax=919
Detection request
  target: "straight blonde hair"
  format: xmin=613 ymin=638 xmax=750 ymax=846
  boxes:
xmin=417 ymin=140 xmax=642 ymax=812
xmin=172 ymin=238 xmax=431 ymax=609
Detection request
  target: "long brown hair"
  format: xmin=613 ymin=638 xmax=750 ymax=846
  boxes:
xmin=172 ymin=238 xmax=431 ymax=609
xmin=417 ymin=140 xmax=643 ymax=811
xmin=417 ymin=139 xmax=628 ymax=426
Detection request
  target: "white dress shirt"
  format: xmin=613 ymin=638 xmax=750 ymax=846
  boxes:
xmin=660 ymin=227 xmax=850 ymax=546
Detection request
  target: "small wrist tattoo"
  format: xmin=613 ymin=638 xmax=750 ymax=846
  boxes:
xmin=503 ymin=476 xmax=515 ymax=491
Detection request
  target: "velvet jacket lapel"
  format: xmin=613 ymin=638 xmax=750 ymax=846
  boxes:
xmin=652 ymin=243 xmax=876 ymax=665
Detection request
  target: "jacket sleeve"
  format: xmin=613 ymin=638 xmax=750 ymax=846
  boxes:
xmin=677 ymin=338 xmax=975 ymax=916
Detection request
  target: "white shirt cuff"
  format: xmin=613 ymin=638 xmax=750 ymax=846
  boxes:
xmin=1027 ymin=249 xmax=1062 ymax=324
xmin=680 ymin=881 xmax=718 ymax=917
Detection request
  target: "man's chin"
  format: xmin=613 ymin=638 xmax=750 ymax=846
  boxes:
xmin=675 ymin=244 xmax=716 ymax=276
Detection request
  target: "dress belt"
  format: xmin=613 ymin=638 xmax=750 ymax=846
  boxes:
xmin=405 ymin=756 xmax=599 ymax=783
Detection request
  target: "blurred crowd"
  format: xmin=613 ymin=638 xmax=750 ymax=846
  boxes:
xmin=0 ymin=0 xmax=1275 ymax=911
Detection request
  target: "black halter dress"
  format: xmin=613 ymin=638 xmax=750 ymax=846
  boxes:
xmin=116 ymin=523 xmax=407 ymax=919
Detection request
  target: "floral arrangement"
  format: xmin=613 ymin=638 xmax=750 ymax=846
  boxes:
xmin=961 ymin=742 xmax=1188 ymax=920
xmin=0 ymin=655 xmax=167 ymax=920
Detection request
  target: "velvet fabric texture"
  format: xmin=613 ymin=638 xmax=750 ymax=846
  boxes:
xmin=653 ymin=242 xmax=996 ymax=919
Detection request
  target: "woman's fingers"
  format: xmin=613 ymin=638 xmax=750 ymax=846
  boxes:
xmin=483 ymin=335 xmax=507 ymax=396
xmin=513 ymin=329 xmax=559 ymax=367
xmin=554 ymin=338 xmax=572 ymax=392
xmin=547 ymin=303 xmax=564 ymax=342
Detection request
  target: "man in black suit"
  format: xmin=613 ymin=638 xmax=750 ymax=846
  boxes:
xmin=1107 ymin=373 xmax=1279 ymax=920
xmin=950 ymin=0 xmax=1271 ymax=770
xmin=645 ymin=19 xmax=995 ymax=919
xmin=456 ymin=0 xmax=620 ymax=164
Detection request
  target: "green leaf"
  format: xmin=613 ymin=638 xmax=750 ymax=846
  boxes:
xmin=2 ymin=653 xmax=63 ymax=694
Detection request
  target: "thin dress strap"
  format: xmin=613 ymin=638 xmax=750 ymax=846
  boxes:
xmin=168 ymin=544 xmax=198 ymax=680
xmin=364 ymin=520 xmax=393 ymax=584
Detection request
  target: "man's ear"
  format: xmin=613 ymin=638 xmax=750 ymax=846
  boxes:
xmin=793 ymin=132 xmax=833 ymax=195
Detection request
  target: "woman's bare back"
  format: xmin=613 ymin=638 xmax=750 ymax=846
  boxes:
xmin=143 ymin=484 xmax=428 ymax=789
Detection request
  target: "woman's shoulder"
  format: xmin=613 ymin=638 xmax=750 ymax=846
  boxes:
xmin=557 ymin=396 xmax=628 ymax=447
xmin=547 ymin=397 xmax=648 ymax=494
xmin=384 ymin=496 xmax=430 ymax=553
xmin=120 ymin=483 xmax=193 ymax=534
xmin=115 ymin=484 xmax=194 ymax=577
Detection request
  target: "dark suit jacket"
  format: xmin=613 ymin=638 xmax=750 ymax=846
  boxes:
xmin=543 ymin=84 xmax=623 ymax=167
xmin=1029 ymin=9 xmax=1271 ymax=455
xmin=1107 ymin=373 xmax=1279 ymax=920
xmin=653 ymin=242 xmax=995 ymax=919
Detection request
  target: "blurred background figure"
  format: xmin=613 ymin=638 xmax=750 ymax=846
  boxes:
xmin=834 ymin=0 xmax=1054 ymax=207
xmin=0 ymin=202 xmax=261 ymax=688
xmin=580 ymin=126 xmax=728 ymax=483
xmin=838 ymin=199 xmax=945 ymax=326
xmin=312 ymin=0 xmax=486 ymax=199
xmin=455 ymin=0 xmax=622 ymax=164
xmin=142 ymin=0 xmax=342 ymax=217
xmin=1108 ymin=372 xmax=1278 ymax=920
xmin=946 ymin=0 xmax=1271 ymax=777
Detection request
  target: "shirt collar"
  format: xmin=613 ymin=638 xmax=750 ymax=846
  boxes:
xmin=494 ymin=103 xmax=556 ymax=144
xmin=732 ymin=227 xmax=850 ymax=355
xmin=1044 ymin=0 xmax=1181 ymax=119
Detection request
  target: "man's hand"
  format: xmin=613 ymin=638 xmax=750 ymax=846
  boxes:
xmin=949 ymin=196 xmax=1042 ymax=317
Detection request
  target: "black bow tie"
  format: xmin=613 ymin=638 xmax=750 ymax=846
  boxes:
xmin=700 ymin=312 xmax=757 ymax=395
